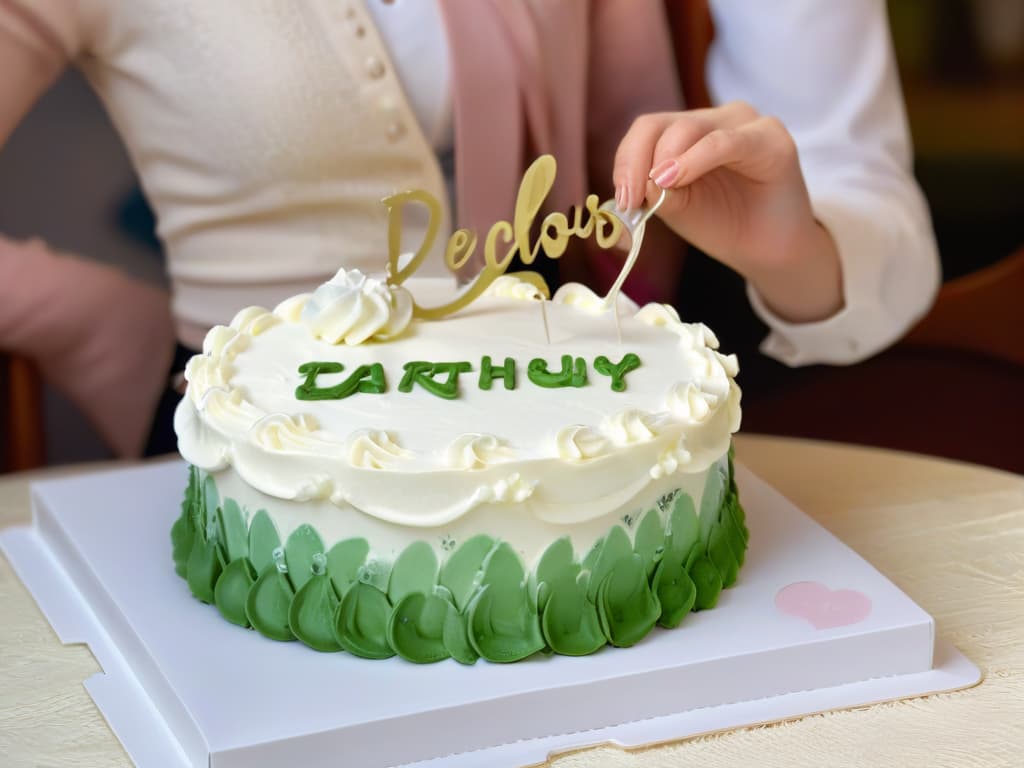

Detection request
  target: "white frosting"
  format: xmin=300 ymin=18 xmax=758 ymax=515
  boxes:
xmin=299 ymin=268 xmax=413 ymax=345
xmin=484 ymin=275 xmax=546 ymax=301
xmin=175 ymin=274 xmax=741 ymax=550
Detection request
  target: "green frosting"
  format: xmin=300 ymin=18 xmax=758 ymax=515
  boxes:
xmin=246 ymin=564 xmax=296 ymax=641
xmin=388 ymin=592 xmax=451 ymax=664
xmin=708 ymin=522 xmax=739 ymax=588
xmin=333 ymin=582 xmax=395 ymax=659
xmin=527 ymin=355 xmax=587 ymax=388
xmin=533 ymin=536 xmax=576 ymax=612
xmin=284 ymin=524 xmax=326 ymax=592
xmin=651 ymin=548 xmax=696 ymax=628
xmin=170 ymin=468 xmax=198 ymax=579
xmin=688 ymin=553 xmax=723 ymax=611
xmin=326 ymin=538 xmax=370 ymax=597
xmin=398 ymin=361 xmax=473 ymax=399
xmin=248 ymin=510 xmax=281 ymax=574
xmin=442 ymin=602 xmax=480 ymax=665
xmin=666 ymin=492 xmax=699 ymax=559
xmin=295 ymin=361 xmax=387 ymax=401
xmin=173 ymin=451 xmax=748 ymax=663
xmin=218 ymin=498 xmax=249 ymax=562
xmin=389 ymin=541 xmax=438 ymax=604
xmin=467 ymin=543 xmax=545 ymax=663
xmin=439 ymin=534 xmax=494 ymax=611
xmin=479 ymin=356 xmax=516 ymax=391
xmin=289 ymin=573 xmax=341 ymax=652
xmin=633 ymin=507 xmax=665 ymax=579
xmin=585 ymin=525 xmax=632 ymax=602
xmin=186 ymin=537 xmax=222 ymax=605
xmin=214 ymin=557 xmax=256 ymax=628
xmin=593 ymin=353 xmax=642 ymax=392
xmin=597 ymin=554 xmax=661 ymax=647
xmin=541 ymin=573 xmax=605 ymax=656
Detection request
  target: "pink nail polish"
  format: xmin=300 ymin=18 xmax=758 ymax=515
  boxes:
xmin=652 ymin=160 xmax=678 ymax=188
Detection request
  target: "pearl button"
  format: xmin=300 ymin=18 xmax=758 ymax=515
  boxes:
xmin=386 ymin=121 xmax=406 ymax=142
xmin=365 ymin=56 xmax=386 ymax=79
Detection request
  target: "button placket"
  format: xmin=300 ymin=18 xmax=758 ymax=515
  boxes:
xmin=337 ymin=2 xmax=406 ymax=143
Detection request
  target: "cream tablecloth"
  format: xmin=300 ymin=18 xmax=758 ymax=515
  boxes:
xmin=1 ymin=435 xmax=1022 ymax=767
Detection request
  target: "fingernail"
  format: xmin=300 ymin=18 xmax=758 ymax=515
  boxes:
xmin=615 ymin=185 xmax=626 ymax=211
xmin=651 ymin=160 xmax=679 ymax=188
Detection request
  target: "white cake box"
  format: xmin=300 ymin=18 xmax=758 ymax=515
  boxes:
xmin=0 ymin=461 xmax=979 ymax=768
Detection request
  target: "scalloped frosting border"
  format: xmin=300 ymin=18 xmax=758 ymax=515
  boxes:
xmin=171 ymin=448 xmax=748 ymax=664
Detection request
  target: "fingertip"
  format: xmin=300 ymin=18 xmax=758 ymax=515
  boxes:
xmin=650 ymin=159 xmax=679 ymax=188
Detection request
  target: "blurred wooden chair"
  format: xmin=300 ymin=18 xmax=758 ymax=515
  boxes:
xmin=1 ymin=354 xmax=45 ymax=471
xmin=903 ymin=245 xmax=1024 ymax=367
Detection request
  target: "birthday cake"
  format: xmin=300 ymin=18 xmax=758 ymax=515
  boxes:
xmin=171 ymin=157 xmax=747 ymax=663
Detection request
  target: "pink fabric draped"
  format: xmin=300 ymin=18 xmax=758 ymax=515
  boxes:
xmin=438 ymin=0 xmax=683 ymax=300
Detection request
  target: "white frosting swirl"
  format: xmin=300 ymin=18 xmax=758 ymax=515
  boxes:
xmin=602 ymin=409 xmax=668 ymax=445
xmin=484 ymin=275 xmax=546 ymax=301
xmin=446 ymin=433 xmax=515 ymax=469
xmin=667 ymin=382 xmax=719 ymax=424
xmin=300 ymin=268 xmax=413 ymax=345
xmin=348 ymin=430 xmax=412 ymax=469
xmin=554 ymin=425 xmax=609 ymax=461
xmin=551 ymin=282 xmax=638 ymax=315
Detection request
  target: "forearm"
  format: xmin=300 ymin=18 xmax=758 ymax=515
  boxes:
xmin=744 ymin=220 xmax=844 ymax=325
xmin=0 ymin=235 xmax=176 ymax=457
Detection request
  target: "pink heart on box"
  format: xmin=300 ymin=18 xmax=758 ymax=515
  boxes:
xmin=775 ymin=581 xmax=872 ymax=629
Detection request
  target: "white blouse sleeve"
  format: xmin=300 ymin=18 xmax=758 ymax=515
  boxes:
xmin=706 ymin=0 xmax=941 ymax=366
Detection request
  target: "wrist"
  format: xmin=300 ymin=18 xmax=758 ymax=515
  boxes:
xmin=745 ymin=221 xmax=844 ymax=324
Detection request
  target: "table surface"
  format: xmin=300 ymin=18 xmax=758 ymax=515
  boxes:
xmin=1 ymin=435 xmax=1022 ymax=767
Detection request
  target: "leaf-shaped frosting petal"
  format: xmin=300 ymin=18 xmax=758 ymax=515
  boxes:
xmin=289 ymin=573 xmax=341 ymax=652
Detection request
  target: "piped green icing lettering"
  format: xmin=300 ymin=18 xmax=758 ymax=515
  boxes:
xmin=289 ymin=572 xmax=342 ymax=652
xmin=593 ymin=353 xmax=641 ymax=392
xmin=295 ymin=361 xmax=386 ymax=401
xmin=246 ymin=564 xmax=296 ymax=641
xmin=399 ymin=361 xmax=473 ymax=400
xmin=214 ymin=558 xmax=257 ymax=628
xmin=478 ymin=356 xmax=516 ymax=390
xmin=527 ymin=355 xmax=587 ymax=388
xmin=333 ymin=582 xmax=395 ymax=659
xmin=388 ymin=592 xmax=451 ymax=664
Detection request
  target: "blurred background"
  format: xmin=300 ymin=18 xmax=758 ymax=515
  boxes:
xmin=1 ymin=0 xmax=1022 ymax=472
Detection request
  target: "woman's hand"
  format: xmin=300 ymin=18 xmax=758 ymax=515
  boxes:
xmin=613 ymin=101 xmax=843 ymax=324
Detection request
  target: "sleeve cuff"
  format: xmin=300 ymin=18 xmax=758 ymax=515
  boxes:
xmin=746 ymin=197 xmax=926 ymax=367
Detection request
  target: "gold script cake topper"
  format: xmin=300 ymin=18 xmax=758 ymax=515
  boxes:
xmin=383 ymin=154 xmax=664 ymax=320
